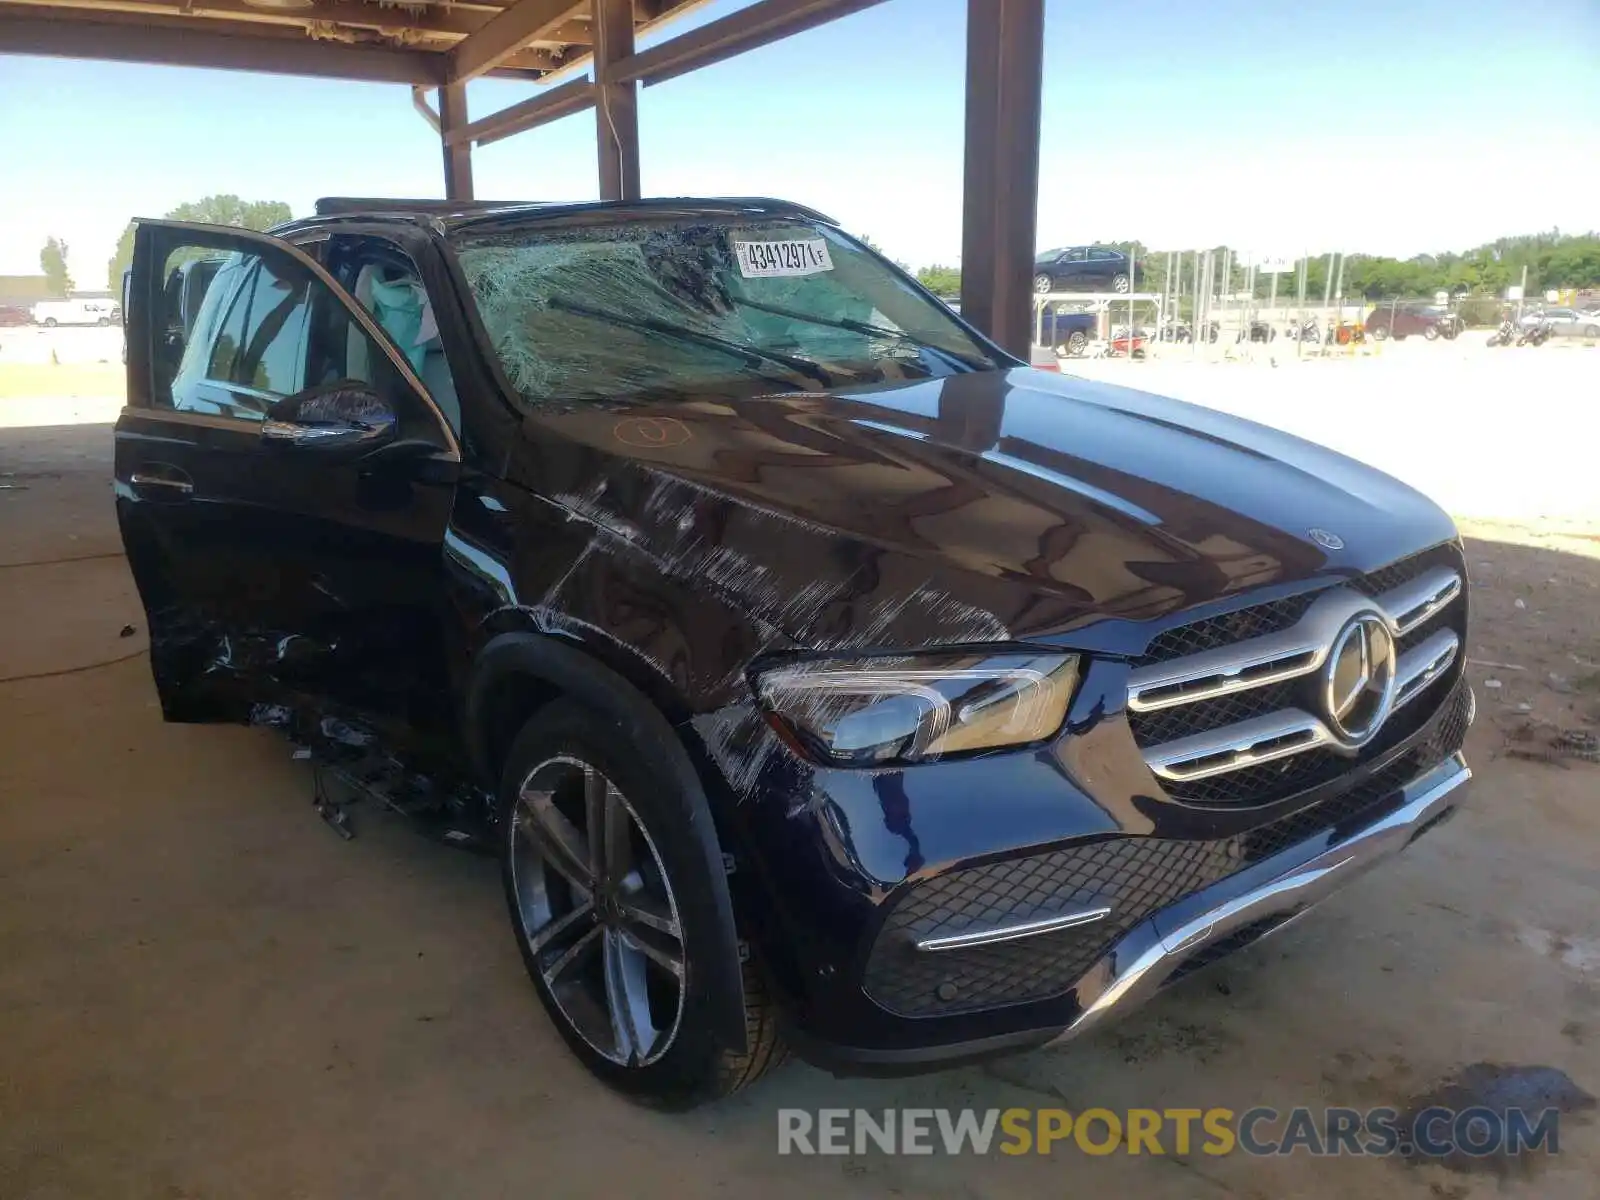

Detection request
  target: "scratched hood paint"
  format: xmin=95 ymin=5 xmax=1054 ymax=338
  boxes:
xmin=516 ymin=367 xmax=1456 ymax=649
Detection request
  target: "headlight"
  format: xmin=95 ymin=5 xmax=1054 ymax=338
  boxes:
xmin=752 ymin=651 xmax=1080 ymax=767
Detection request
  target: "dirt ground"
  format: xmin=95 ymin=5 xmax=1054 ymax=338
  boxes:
xmin=3 ymin=399 xmax=1598 ymax=1197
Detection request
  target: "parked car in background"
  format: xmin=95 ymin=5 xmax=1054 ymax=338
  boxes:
xmin=1364 ymin=303 xmax=1462 ymax=341
xmin=115 ymin=196 xmax=1473 ymax=1109
xmin=0 ymin=304 xmax=32 ymax=327
xmin=31 ymin=298 xmax=117 ymax=327
xmin=1037 ymin=302 xmax=1098 ymax=355
xmin=1033 ymin=246 xmax=1141 ymax=294
xmin=1518 ymin=308 xmax=1600 ymax=339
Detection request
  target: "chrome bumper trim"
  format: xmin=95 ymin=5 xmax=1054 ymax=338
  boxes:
xmin=915 ymin=906 xmax=1112 ymax=953
xmin=1048 ymin=753 xmax=1471 ymax=1045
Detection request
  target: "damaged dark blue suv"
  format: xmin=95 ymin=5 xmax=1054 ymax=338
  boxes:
xmin=116 ymin=197 xmax=1473 ymax=1109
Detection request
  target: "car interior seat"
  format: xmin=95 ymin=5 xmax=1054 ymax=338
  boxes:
xmin=350 ymin=259 xmax=461 ymax=434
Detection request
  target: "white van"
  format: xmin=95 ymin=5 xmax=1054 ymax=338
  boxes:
xmin=32 ymin=298 xmax=117 ymax=327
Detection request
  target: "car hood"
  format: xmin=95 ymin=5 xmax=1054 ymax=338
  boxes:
xmin=515 ymin=367 xmax=1456 ymax=652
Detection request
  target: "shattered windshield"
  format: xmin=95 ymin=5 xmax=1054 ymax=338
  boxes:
xmin=450 ymin=216 xmax=999 ymax=407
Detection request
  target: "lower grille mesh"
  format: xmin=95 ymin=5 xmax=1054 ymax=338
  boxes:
xmin=861 ymin=682 xmax=1471 ymax=1018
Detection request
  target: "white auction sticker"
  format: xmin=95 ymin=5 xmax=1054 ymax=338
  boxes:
xmin=734 ymin=239 xmax=835 ymax=278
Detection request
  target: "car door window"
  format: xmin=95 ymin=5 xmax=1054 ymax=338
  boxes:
xmin=157 ymin=245 xmax=398 ymax=423
xmin=1064 ymin=248 xmax=1088 ymax=263
xmin=1089 ymin=248 xmax=1119 ymax=261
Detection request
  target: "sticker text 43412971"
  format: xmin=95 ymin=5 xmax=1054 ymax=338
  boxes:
xmin=734 ymin=239 xmax=835 ymax=279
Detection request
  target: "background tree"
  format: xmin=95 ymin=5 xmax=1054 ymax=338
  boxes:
xmin=40 ymin=237 xmax=73 ymax=297
xmin=106 ymin=195 xmax=294 ymax=289
xmin=915 ymin=265 xmax=962 ymax=296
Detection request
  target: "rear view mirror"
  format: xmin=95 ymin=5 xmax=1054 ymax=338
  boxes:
xmin=262 ymin=381 xmax=397 ymax=455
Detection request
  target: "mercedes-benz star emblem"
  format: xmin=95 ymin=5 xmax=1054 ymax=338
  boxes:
xmin=1308 ymin=528 xmax=1345 ymax=551
xmin=1322 ymin=613 xmax=1398 ymax=745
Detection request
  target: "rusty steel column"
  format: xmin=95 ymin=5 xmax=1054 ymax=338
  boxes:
xmin=959 ymin=0 xmax=1044 ymax=357
xmin=439 ymin=81 xmax=475 ymax=200
xmin=593 ymin=0 xmax=641 ymax=200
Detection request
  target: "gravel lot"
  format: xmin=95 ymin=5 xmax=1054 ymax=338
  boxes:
xmin=1064 ymin=337 xmax=1597 ymax=521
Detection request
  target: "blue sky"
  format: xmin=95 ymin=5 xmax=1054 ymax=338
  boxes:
xmin=2 ymin=0 xmax=1597 ymax=282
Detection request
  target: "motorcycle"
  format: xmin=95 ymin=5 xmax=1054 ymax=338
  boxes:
xmin=1485 ymin=320 xmax=1516 ymax=347
xmin=1515 ymin=319 xmax=1553 ymax=347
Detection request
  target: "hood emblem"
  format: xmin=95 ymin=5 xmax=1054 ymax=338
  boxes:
xmin=1322 ymin=614 xmax=1397 ymax=745
xmin=1308 ymin=528 xmax=1345 ymax=550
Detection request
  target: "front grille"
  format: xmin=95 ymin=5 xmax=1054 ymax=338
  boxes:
xmin=1136 ymin=593 xmax=1317 ymax=667
xmin=1129 ymin=680 xmax=1299 ymax=747
xmin=862 ymin=680 xmax=1470 ymax=1018
xmin=1127 ymin=544 xmax=1466 ymax=806
xmin=1351 ymin=543 xmax=1462 ymax=598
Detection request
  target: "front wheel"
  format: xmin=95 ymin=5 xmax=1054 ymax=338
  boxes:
xmin=42 ymin=317 xmax=57 ymax=328
xmin=1424 ymin=324 xmax=1440 ymax=341
xmin=500 ymin=699 xmax=785 ymax=1109
xmin=1111 ymin=274 xmax=1131 ymax=293
xmin=1033 ymin=274 xmax=1053 ymax=294
xmin=1370 ymin=326 xmax=1389 ymax=341
xmin=1063 ymin=331 xmax=1088 ymax=357
xmin=1585 ymin=325 xmax=1599 ymax=339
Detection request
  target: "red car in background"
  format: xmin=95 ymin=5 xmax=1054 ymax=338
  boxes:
xmin=1364 ymin=303 xmax=1463 ymax=341
xmin=0 ymin=305 xmax=33 ymax=327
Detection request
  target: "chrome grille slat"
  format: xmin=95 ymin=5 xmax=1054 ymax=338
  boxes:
xmin=1393 ymin=627 xmax=1459 ymax=710
xmin=1379 ymin=566 xmax=1462 ymax=635
xmin=1145 ymin=710 xmax=1330 ymax=782
xmin=1130 ymin=552 xmax=1464 ymax=798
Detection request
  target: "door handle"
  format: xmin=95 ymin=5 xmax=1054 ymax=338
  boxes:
xmin=130 ymin=470 xmax=194 ymax=498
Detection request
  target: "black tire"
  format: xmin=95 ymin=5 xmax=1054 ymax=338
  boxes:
xmin=1585 ymin=325 xmax=1599 ymax=339
xmin=1033 ymin=273 xmax=1053 ymax=294
xmin=1424 ymin=324 xmax=1440 ymax=341
xmin=97 ymin=317 xmax=111 ymax=327
xmin=498 ymin=698 xmax=784 ymax=1109
xmin=1063 ymin=330 xmax=1088 ymax=356
xmin=1111 ymin=273 xmax=1131 ymax=293
xmin=42 ymin=317 xmax=57 ymax=328
xmin=1370 ymin=325 xmax=1389 ymax=341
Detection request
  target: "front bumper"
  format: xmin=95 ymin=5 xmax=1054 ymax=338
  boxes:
xmin=782 ymin=752 xmax=1469 ymax=1073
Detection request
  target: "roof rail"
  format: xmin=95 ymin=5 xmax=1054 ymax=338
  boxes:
xmin=313 ymin=197 xmax=539 ymax=217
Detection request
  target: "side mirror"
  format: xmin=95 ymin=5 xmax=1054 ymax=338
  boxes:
xmin=262 ymin=381 xmax=397 ymax=455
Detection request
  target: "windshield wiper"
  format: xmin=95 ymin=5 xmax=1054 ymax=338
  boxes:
xmin=732 ymin=296 xmax=987 ymax=371
xmin=548 ymin=297 xmax=833 ymax=388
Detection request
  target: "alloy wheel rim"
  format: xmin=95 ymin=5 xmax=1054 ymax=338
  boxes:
xmin=1113 ymin=275 xmax=1130 ymax=293
xmin=510 ymin=755 xmax=686 ymax=1067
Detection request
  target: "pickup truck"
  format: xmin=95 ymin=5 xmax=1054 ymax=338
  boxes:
xmin=1036 ymin=303 xmax=1098 ymax=355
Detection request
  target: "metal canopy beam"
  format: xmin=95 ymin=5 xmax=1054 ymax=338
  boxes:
xmin=447 ymin=78 xmax=596 ymax=147
xmin=0 ymin=8 xmax=446 ymax=82
xmin=449 ymin=0 xmax=578 ymax=84
xmin=0 ymin=0 xmax=592 ymax=42
xmin=439 ymin=82 xmax=474 ymax=201
xmin=959 ymin=0 xmax=1045 ymax=357
xmin=592 ymin=0 xmax=639 ymax=200
xmin=609 ymin=0 xmax=887 ymax=87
